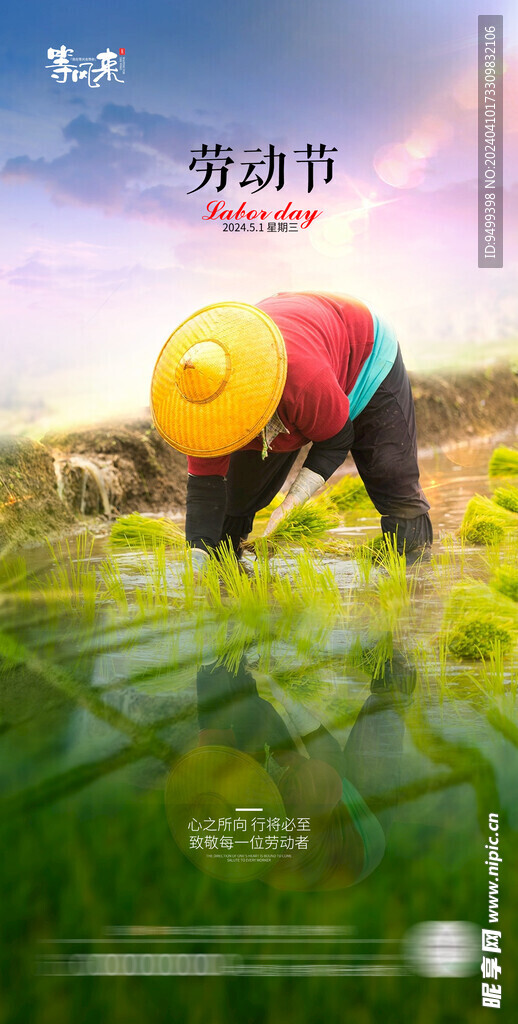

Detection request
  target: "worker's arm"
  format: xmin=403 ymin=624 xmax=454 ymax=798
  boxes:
xmin=263 ymin=418 xmax=354 ymax=535
xmin=303 ymin=417 xmax=355 ymax=479
xmin=264 ymin=367 xmax=355 ymax=535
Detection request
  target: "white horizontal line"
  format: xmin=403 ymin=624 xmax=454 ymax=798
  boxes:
xmin=40 ymin=938 xmax=398 ymax=944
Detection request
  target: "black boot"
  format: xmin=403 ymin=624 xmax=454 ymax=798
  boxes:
xmin=381 ymin=512 xmax=433 ymax=559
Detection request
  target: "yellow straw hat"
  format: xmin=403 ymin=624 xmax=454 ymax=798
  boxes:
xmin=165 ymin=746 xmax=285 ymax=882
xmin=151 ymin=302 xmax=287 ymax=457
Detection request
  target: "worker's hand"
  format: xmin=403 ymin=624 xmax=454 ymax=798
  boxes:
xmin=263 ymin=494 xmax=298 ymax=537
xmin=262 ymin=468 xmax=325 ymax=538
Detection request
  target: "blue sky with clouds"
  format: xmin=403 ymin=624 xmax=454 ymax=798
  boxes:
xmin=1 ymin=0 xmax=517 ymax=432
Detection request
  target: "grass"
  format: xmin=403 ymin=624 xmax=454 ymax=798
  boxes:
xmin=110 ymin=512 xmax=185 ymax=550
xmin=489 ymin=445 xmax=518 ymax=478
xmin=460 ymin=494 xmax=518 ymax=544
xmin=325 ymin=474 xmax=374 ymax=512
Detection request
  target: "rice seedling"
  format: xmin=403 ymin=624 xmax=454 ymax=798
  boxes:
xmin=445 ymin=579 xmax=518 ymax=623
xmin=354 ymin=534 xmax=389 ymax=564
xmin=294 ymin=549 xmax=344 ymax=617
xmin=210 ymin=539 xmax=274 ymax=613
xmin=110 ymin=512 xmax=185 ymax=550
xmin=0 ymin=555 xmax=28 ymax=594
xmin=429 ymin=532 xmax=474 ymax=593
xmin=325 ymin=474 xmax=374 ymax=511
xmin=347 ymin=632 xmax=395 ymax=681
xmin=447 ymin=613 xmax=514 ymax=660
xmin=312 ymin=536 xmax=355 ymax=559
xmin=433 ymin=634 xmax=451 ymax=699
xmin=41 ymin=533 xmax=99 ymax=622
xmin=0 ymin=554 xmax=35 ymax=613
xmin=460 ymin=494 xmax=518 ymax=545
xmin=489 ymin=445 xmax=518 ymax=478
xmin=136 ymin=541 xmax=172 ymax=615
xmin=464 ymin=642 xmax=510 ymax=702
xmin=264 ymin=498 xmax=339 ymax=542
xmin=369 ymin=534 xmax=417 ymax=630
xmin=441 ymin=579 xmax=518 ymax=662
xmin=97 ymin=558 xmax=129 ymax=615
xmin=267 ymin=663 xmax=333 ymax=704
xmin=493 ymin=484 xmax=518 ymax=514
xmin=351 ymin=540 xmax=379 ymax=586
xmin=491 ymin=565 xmax=518 ymax=603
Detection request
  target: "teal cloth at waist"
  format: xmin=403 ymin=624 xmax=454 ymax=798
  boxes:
xmin=348 ymin=307 xmax=398 ymax=421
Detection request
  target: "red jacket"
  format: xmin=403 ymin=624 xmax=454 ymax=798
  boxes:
xmin=188 ymin=292 xmax=374 ymax=475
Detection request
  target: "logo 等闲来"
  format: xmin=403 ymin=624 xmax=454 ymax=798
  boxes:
xmin=45 ymin=46 xmax=125 ymax=88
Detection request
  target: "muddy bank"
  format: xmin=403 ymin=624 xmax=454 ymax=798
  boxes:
xmin=411 ymin=362 xmax=518 ymax=444
xmin=1 ymin=363 xmax=517 ymax=548
xmin=0 ymin=436 xmax=75 ymax=549
xmin=0 ymin=423 xmax=186 ymax=549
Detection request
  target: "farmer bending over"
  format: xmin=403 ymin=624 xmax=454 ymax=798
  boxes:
xmin=151 ymin=292 xmax=432 ymax=561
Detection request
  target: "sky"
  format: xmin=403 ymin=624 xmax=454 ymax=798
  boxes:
xmin=1 ymin=0 xmax=517 ymax=435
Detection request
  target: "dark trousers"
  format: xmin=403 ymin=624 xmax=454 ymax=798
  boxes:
xmin=221 ymin=346 xmax=432 ymax=554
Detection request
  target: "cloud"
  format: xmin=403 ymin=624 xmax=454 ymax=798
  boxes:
xmin=0 ymin=257 xmax=53 ymax=288
xmin=99 ymin=104 xmax=214 ymax=161
xmin=0 ymin=248 xmax=165 ymax=292
xmin=0 ymin=104 xmax=221 ymax=223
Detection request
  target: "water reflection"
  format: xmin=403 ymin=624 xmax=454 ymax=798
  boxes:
xmin=164 ymin=646 xmax=418 ymax=890
xmin=1 ymin=439 xmax=518 ymax=1017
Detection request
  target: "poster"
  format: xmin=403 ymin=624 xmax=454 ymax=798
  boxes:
xmin=1 ymin=2 xmax=517 ymax=1022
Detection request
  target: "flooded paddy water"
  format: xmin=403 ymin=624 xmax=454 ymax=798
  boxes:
xmin=1 ymin=436 xmax=517 ymax=1022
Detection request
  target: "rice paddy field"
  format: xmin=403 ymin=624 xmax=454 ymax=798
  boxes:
xmin=1 ymin=439 xmax=518 ymax=1023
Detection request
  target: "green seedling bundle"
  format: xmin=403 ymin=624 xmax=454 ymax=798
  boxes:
xmin=493 ymin=484 xmax=518 ymax=514
xmin=442 ymin=581 xmax=518 ymax=661
xmin=325 ymin=474 xmax=374 ymax=512
xmin=266 ymin=498 xmax=339 ymax=541
xmin=460 ymin=494 xmax=518 ymax=544
xmin=491 ymin=564 xmax=518 ymax=603
xmin=489 ymin=445 xmax=518 ymax=478
xmin=110 ymin=512 xmax=185 ymax=550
